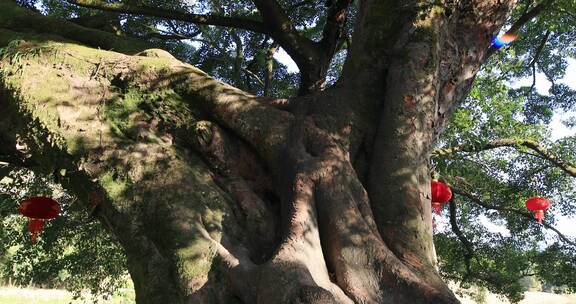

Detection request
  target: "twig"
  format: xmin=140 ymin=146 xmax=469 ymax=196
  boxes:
xmin=433 ymin=139 xmax=576 ymax=178
xmin=508 ymin=0 xmax=555 ymax=35
xmin=453 ymin=187 xmax=576 ymax=246
xmin=242 ymin=67 xmax=265 ymax=87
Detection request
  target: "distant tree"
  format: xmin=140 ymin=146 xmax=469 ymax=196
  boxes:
xmin=519 ymin=275 xmax=542 ymax=292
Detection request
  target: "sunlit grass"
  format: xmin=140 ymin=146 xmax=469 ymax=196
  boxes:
xmin=0 ymin=287 xmax=134 ymax=304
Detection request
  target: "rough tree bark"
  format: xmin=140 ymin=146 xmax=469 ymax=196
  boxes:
xmin=0 ymin=0 xmax=517 ymax=303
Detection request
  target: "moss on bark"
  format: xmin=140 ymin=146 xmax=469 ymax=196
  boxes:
xmin=0 ymin=0 xmax=149 ymax=54
xmin=0 ymin=24 xmax=243 ymax=302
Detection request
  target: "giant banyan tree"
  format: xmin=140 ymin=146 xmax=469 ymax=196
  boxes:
xmin=1 ymin=0 xmax=567 ymax=303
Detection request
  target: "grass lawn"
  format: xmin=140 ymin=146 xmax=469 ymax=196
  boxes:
xmin=0 ymin=287 xmax=134 ymax=304
xmin=2 ymin=286 xmax=575 ymax=303
xmin=457 ymin=290 xmax=576 ymax=304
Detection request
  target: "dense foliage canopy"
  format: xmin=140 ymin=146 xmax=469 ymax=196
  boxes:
xmin=1 ymin=0 xmax=576 ymax=302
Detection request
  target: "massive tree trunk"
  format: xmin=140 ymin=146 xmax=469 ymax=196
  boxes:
xmin=0 ymin=0 xmax=516 ymax=303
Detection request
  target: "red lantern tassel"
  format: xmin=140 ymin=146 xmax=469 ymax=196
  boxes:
xmin=28 ymin=219 xmax=45 ymax=244
xmin=432 ymin=202 xmax=442 ymax=215
xmin=534 ymin=210 xmax=544 ymax=224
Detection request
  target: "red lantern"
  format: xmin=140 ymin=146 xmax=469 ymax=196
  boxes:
xmin=18 ymin=196 xmax=60 ymax=244
xmin=431 ymin=179 xmax=452 ymax=215
xmin=525 ymin=196 xmax=550 ymax=224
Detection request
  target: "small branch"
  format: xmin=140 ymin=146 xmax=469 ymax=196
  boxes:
xmin=139 ymin=33 xmax=188 ymax=40
xmin=529 ymin=29 xmax=550 ymax=67
xmin=231 ymin=31 xmax=245 ymax=88
xmin=507 ymin=0 xmax=555 ymax=35
xmin=539 ymin=63 xmax=564 ymax=105
xmin=529 ymin=29 xmax=551 ymax=91
xmin=244 ymin=37 xmax=270 ymax=92
xmin=540 ymin=63 xmax=558 ymax=87
xmin=242 ymin=67 xmax=265 ymax=87
xmin=486 ymin=0 xmax=554 ymax=57
xmin=452 ymin=187 xmax=576 ymax=246
xmin=448 ymin=200 xmax=475 ymax=279
xmin=530 ymin=59 xmax=537 ymax=91
xmin=433 ymin=139 xmax=576 ymax=178
xmin=139 ymin=31 xmax=199 ymax=40
xmin=66 ymin=0 xmax=270 ymax=35
xmin=264 ymin=43 xmax=279 ymax=96
xmin=447 ymin=203 xmax=502 ymax=287
xmin=190 ymin=37 xmax=228 ymax=54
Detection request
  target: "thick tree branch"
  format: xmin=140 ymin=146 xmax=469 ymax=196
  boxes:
xmin=249 ymin=0 xmax=300 ymax=38
xmin=320 ymin=0 xmax=353 ymax=52
xmin=452 ymin=188 xmax=576 ymax=246
xmin=66 ymin=0 xmax=336 ymax=93
xmin=66 ymin=0 xmax=270 ymax=35
xmin=250 ymin=0 xmax=321 ymax=64
xmin=0 ymin=0 xmax=148 ymax=54
xmin=433 ymin=139 xmax=576 ymax=178
xmin=250 ymin=0 xmax=339 ymax=94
